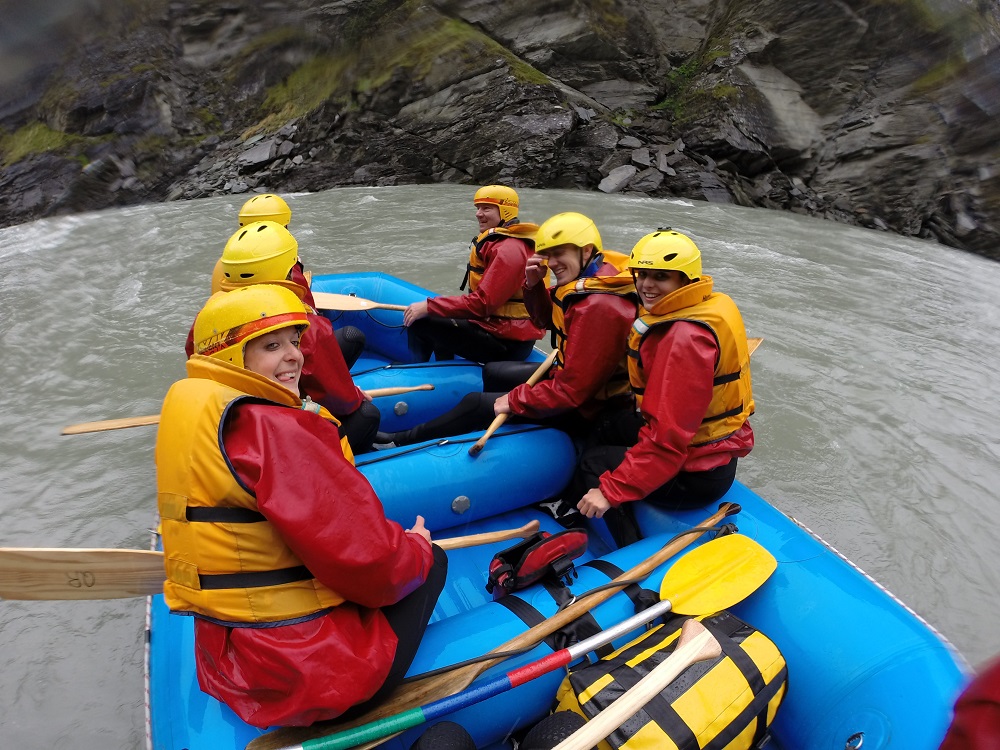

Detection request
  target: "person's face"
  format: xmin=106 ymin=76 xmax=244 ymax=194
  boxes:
xmin=542 ymin=244 xmax=591 ymax=286
xmin=475 ymin=203 xmax=502 ymax=233
xmin=243 ymin=326 xmax=304 ymax=395
xmin=634 ymin=269 xmax=690 ymax=311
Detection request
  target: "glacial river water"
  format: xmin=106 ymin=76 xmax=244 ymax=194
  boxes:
xmin=1 ymin=185 xmax=998 ymax=748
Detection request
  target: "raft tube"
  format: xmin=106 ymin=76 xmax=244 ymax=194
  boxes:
xmin=146 ymin=272 xmax=969 ymax=750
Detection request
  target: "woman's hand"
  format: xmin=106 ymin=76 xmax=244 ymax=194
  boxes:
xmin=493 ymin=393 xmax=511 ymax=415
xmin=403 ymin=300 xmax=429 ymax=327
xmin=524 ymin=254 xmax=549 ymax=289
xmin=407 ymin=514 xmax=432 ymax=543
xmin=577 ymin=488 xmax=611 ymax=519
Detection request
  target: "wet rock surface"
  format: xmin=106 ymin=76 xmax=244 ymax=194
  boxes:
xmin=0 ymin=0 xmax=997 ymax=259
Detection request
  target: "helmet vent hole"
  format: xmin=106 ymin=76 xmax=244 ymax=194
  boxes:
xmin=256 ymin=224 xmax=267 ymax=233
xmin=240 ymin=273 xmax=254 ymax=278
xmin=662 ymin=253 xmax=678 ymax=262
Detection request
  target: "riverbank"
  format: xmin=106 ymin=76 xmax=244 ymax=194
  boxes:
xmin=1 ymin=0 xmax=998 ymax=259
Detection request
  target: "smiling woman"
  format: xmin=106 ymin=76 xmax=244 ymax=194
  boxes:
xmin=159 ymin=282 xmax=446 ymax=729
xmin=243 ymin=328 xmax=305 ymax=395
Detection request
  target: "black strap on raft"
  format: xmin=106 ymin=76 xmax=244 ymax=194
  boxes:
xmin=486 ymin=530 xmax=588 ymax=599
xmin=494 ymin=592 xmax=613 ymax=658
xmin=582 ymin=559 xmax=659 ymax=614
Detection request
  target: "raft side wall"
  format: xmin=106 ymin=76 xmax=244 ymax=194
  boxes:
xmin=637 ymin=483 xmax=969 ymax=750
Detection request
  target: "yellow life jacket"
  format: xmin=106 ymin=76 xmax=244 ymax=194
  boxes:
xmin=156 ymin=355 xmax=348 ymax=626
xmin=627 ymin=276 xmax=754 ymax=446
xmin=554 ymin=611 xmax=788 ymax=750
xmin=459 ymin=222 xmax=539 ymax=321
xmin=549 ymin=251 xmax=637 ymax=402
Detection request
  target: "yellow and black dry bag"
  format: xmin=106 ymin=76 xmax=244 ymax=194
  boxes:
xmin=554 ymin=610 xmax=787 ymax=750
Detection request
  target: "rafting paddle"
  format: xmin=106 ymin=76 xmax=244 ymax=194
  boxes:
xmin=552 ymin=618 xmax=722 ymax=750
xmin=245 ymin=501 xmax=741 ymax=750
xmin=0 ymin=520 xmax=540 ymax=601
xmin=468 ymin=349 xmax=558 ymax=456
xmin=259 ymin=533 xmax=774 ymax=750
xmin=61 ymin=385 xmax=436 ymax=435
xmin=311 ymin=292 xmax=408 ymax=313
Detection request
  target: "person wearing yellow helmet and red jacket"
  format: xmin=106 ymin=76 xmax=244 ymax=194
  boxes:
xmin=159 ymin=284 xmax=446 ymax=728
xmin=186 ymin=220 xmax=381 ymax=453
xmin=403 ymin=185 xmax=545 ymax=363
xmin=571 ymin=229 xmax=755 ymax=548
xmin=376 ymin=212 xmax=637 ymax=447
xmin=209 ymin=193 xmax=366 ymax=365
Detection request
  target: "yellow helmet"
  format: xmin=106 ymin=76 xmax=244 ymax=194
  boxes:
xmin=194 ymin=285 xmax=310 ymax=368
xmin=627 ymin=228 xmax=702 ymax=280
xmin=221 ymin=221 xmax=298 ymax=286
xmin=533 ymin=212 xmax=603 ymax=255
xmin=238 ymin=193 xmax=291 ymax=226
xmin=473 ymin=185 xmax=519 ymax=224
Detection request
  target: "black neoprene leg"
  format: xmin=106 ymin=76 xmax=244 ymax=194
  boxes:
xmin=334 ymin=325 xmax=366 ymax=369
xmin=393 ymin=392 xmax=503 ymax=445
xmin=338 ymin=545 xmax=448 ymax=720
xmin=337 ymin=401 xmax=381 ymax=454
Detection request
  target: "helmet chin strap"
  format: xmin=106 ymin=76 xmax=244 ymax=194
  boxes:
xmin=579 ymin=246 xmax=602 ymax=278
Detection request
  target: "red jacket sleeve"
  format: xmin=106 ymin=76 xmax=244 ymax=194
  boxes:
xmin=523 ymin=282 xmax=553 ymax=331
xmin=508 ymin=293 xmax=634 ymax=419
xmin=599 ymin=322 xmax=732 ymax=506
xmin=223 ymin=403 xmax=433 ymax=608
xmin=299 ymin=314 xmax=365 ymax=415
xmin=427 ymin=236 xmax=532 ymax=319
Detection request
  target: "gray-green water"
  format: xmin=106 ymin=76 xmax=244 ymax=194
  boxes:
xmin=2 ymin=185 xmax=998 ymax=748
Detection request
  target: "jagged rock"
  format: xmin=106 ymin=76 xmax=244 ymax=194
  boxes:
xmin=599 ymin=165 xmax=638 ymax=193
xmin=630 ymin=168 xmax=665 ymax=191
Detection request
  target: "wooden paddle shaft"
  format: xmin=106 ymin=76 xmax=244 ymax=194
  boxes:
xmin=0 ymin=520 xmax=539 ymax=601
xmin=61 ymin=385 xmax=435 ymax=435
xmin=552 ymin=619 xmax=722 ymax=750
xmin=469 ymin=349 xmax=558 ymax=456
xmin=312 ymin=292 xmax=408 ymax=312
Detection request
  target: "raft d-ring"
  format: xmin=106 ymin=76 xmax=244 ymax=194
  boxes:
xmin=845 ymin=732 xmax=864 ymax=749
xmin=452 ymin=495 xmax=471 ymax=514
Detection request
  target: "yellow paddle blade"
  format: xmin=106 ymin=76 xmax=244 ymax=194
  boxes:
xmin=659 ymin=533 xmax=776 ymax=615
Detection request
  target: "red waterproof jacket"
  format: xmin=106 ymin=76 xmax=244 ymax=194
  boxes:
xmin=940 ymin=657 xmax=1000 ymax=750
xmin=599 ymin=321 xmax=754 ymax=506
xmin=427 ymin=235 xmax=544 ymax=342
xmin=186 ymin=312 xmax=363 ymax=417
xmin=193 ymin=402 xmax=434 ymax=728
xmin=508 ymin=262 xmax=635 ymax=421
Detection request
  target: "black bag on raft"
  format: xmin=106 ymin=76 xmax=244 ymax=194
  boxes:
xmin=485 ymin=530 xmax=588 ymax=600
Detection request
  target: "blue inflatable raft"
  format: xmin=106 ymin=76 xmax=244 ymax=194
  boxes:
xmin=145 ymin=273 xmax=969 ymax=750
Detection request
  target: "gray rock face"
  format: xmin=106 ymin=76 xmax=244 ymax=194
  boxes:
xmin=0 ymin=0 xmax=997 ymax=260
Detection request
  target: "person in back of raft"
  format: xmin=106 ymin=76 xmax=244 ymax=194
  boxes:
xmin=376 ymin=211 xmax=637 ymax=448
xmin=402 ymin=185 xmax=545 ymax=363
xmin=210 ymin=192 xmax=367 ymax=366
xmin=571 ymin=229 xmax=755 ymax=548
xmin=158 ymin=284 xmax=446 ymax=728
xmin=187 ymin=220 xmax=382 ymax=453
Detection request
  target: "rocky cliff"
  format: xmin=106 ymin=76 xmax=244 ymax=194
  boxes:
xmin=0 ymin=0 xmax=997 ymax=260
